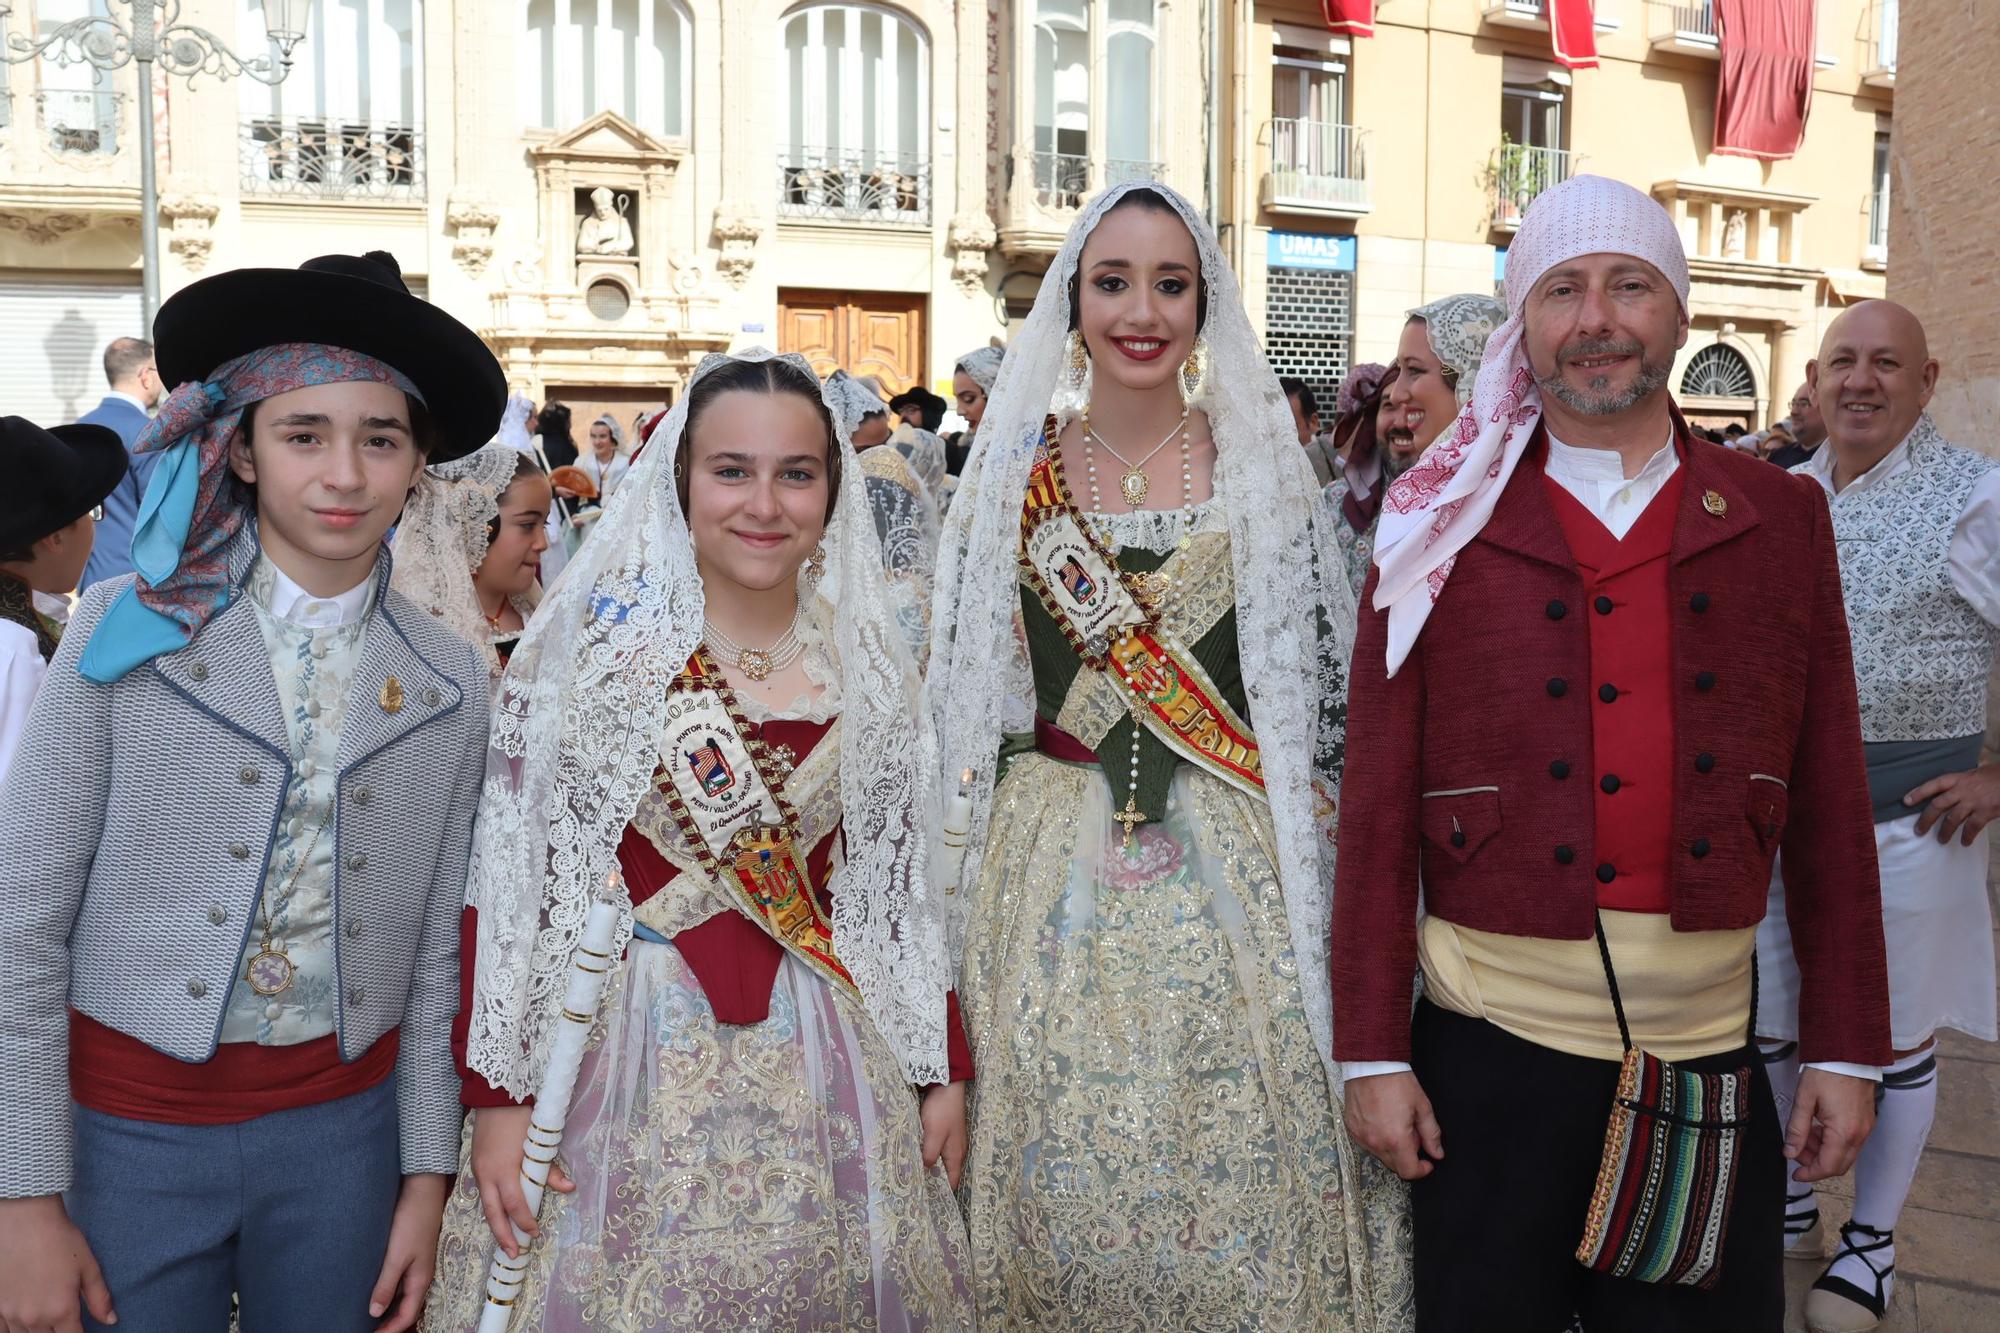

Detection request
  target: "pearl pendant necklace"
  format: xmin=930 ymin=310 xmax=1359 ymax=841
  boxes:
xmin=703 ymin=611 xmax=805 ymax=682
xmin=1083 ymin=407 xmax=1189 ymax=507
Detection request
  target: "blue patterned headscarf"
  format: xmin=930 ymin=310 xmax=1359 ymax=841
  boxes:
xmin=79 ymin=342 xmax=422 ymax=683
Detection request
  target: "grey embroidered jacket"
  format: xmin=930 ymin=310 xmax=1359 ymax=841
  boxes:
xmin=0 ymin=528 xmax=489 ymax=1197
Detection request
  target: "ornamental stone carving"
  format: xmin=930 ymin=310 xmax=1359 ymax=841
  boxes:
xmin=947 ymin=210 xmax=998 ymax=295
xmin=159 ymin=192 xmax=221 ymax=272
xmin=446 ymin=193 xmax=503 ymax=277
xmin=710 ymin=199 xmax=762 ymax=289
xmin=0 ymin=212 xmax=91 ymax=244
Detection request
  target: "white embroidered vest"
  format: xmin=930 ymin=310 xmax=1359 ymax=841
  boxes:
xmin=1816 ymin=420 xmax=1999 ymax=742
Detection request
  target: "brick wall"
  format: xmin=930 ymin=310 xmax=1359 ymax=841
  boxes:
xmin=1887 ymin=0 xmax=2000 ymax=453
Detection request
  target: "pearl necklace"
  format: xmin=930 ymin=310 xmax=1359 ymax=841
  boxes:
xmin=1079 ymin=412 xmax=1200 ymax=618
xmin=1082 ymin=406 xmax=1189 ymax=507
xmin=703 ymin=611 xmax=805 ymax=682
xmin=1074 ymin=412 xmax=1203 ymax=851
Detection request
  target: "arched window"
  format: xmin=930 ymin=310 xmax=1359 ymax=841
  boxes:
xmin=522 ymin=0 xmax=692 ymax=139
xmin=778 ymin=3 xmax=930 ymax=223
xmin=1681 ymin=344 xmax=1756 ymax=400
xmin=1023 ymin=0 xmax=1156 ymax=207
xmin=238 ymin=0 xmax=425 ymax=196
xmin=1104 ymin=0 xmax=1155 ymax=180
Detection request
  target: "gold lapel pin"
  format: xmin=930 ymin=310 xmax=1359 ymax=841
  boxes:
xmin=379 ymin=677 xmax=404 ymax=714
xmin=1702 ymin=490 xmax=1728 ymax=517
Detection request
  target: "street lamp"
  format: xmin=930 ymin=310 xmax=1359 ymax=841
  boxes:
xmin=0 ymin=0 xmax=313 ymax=332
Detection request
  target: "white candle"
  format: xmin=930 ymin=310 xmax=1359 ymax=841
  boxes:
xmin=939 ymin=768 xmax=975 ymax=898
xmin=477 ymin=891 xmax=624 ymax=1332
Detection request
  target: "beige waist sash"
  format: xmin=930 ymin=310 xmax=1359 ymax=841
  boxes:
xmin=1418 ymin=911 xmax=1754 ymax=1063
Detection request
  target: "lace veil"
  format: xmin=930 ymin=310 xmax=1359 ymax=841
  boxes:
xmin=926 ymin=180 xmax=1358 ymax=1078
xmin=465 ymin=348 xmax=949 ymax=1097
xmin=390 ymin=440 xmax=539 ymax=676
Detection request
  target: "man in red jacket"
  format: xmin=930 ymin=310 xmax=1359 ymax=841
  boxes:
xmin=1334 ymin=175 xmax=1891 ymax=1331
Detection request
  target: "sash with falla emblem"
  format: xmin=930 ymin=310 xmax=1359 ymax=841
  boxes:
xmin=1017 ymin=432 xmax=1265 ymax=813
xmin=653 ymin=647 xmax=857 ymax=1001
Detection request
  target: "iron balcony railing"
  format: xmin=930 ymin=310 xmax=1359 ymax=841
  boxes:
xmin=1491 ymin=143 xmax=1572 ymax=227
xmin=240 ymin=117 xmax=426 ymax=199
xmin=1650 ymin=0 xmax=1717 ymax=41
xmin=1015 ymin=150 xmax=1162 ymax=211
xmin=778 ymin=147 xmax=931 ymax=225
xmin=40 ymin=89 xmax=123 ymax=156
xmin=1266 ymin=118 xmax=1368 ymax=211
xmin=1866 ymin=0 xmax=1898 ymax=72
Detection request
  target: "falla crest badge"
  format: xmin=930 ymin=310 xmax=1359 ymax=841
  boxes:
xmin=1702 ymin=490 xmax=1728 ymax=517
xmin=379 ymin=676 xmax=405 ymax=714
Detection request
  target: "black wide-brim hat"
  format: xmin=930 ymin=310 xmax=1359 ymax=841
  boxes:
xmin=888 ymin=385 xmax=947 ymax=419
xmin=0 ymin=417 xmax=126 ymax=553
xmin=153 ymin=251 xmax=506 ymax=463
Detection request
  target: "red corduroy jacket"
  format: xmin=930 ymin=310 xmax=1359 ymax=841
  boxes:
xmin=1332 ymin=422 xmax=1892 ymax=1067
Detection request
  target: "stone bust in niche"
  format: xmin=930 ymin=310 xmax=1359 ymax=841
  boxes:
xmin=1722 ymin=208 xmax=1747 ymax=261
xmin=577 ymin=186 xmax=635 ymax=256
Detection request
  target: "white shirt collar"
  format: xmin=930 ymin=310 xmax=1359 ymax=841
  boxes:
xmin=1543 ymin=430 xmax=1679 ymax=487
xmin=1801 ymin=427 xmax=1916 ymax=497
xmin=105 ymin=390 xmax=152 ymax=415
xmin=253 ymin=554 xmax=376 ymax=628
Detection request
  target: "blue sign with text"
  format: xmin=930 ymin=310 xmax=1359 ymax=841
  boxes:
xmin=1267 ymin=231 xmax=1356 ymax=272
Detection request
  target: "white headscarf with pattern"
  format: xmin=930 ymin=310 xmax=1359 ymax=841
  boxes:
xmin=1371 ymin=175 xmax=1690 ymax=676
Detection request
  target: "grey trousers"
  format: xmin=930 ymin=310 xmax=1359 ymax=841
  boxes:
xmin=66 ymin=1076 xmax=402 ymax=1333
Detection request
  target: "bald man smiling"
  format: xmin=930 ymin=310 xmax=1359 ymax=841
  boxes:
xmin=1757 ymin=300 xmax=2000 ymax=1333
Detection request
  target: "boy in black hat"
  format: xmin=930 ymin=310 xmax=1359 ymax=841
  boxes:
xmin=0 ymin=252 xmax=505 ymax=1333
xmin=0 ymin=416 xmax=124 ymax=784
xmin=888 ymin=383 xmax=947 ymax=432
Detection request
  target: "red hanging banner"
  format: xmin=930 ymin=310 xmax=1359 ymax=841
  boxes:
xmin=1714 ymin=0 xmax=1816 ymax=160
xmin=1322 ymin=0 xmax=1375 ymax=36
xmin=1549 ymin=0 xmax=1600 ymax=69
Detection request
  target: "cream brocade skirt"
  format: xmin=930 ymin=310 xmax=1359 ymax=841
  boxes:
xmin=959 ymin=756 xmax=1415 ymax=1331
xmin=426 ymin=939 xmax=974 ymax=1331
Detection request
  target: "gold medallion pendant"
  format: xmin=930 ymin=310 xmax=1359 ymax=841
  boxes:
xmin=738 ymin=648 xmax=774 ymax=681
xmin=1119 ymin=466 xmax=1150 ymax=507
xmin=246 ymin=947 xmax=295 ymax=996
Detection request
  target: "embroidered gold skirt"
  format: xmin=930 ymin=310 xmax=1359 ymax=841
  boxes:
xmin=427 ymin=939 xmax=975 ymax=1331
xmin=959 ymin=757 xmax=1414 ymax=1332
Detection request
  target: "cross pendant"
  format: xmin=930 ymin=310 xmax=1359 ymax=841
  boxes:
xmin=1114 ymin=796 xmax=1145 ymax=847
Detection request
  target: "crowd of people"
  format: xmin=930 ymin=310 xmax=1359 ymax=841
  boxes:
xmin=0 ymin=173 xmax=1992 ymax=1333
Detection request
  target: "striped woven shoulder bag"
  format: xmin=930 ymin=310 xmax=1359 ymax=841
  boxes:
xmin=1574 ymin=913 xmax=1754 ymax=1289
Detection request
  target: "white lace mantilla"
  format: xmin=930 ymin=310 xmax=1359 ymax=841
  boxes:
xmin=465 ymin=349 xmax=950 ymax=1099
xmin=1815 ymin=417 xmax=2000 ymax=741
xmin=925 ymin=181 xmax=1359 ymax=1085
xmin=1081 ymin=497 xmax=1224 ymax=554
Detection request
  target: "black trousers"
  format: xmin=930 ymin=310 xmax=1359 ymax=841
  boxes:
xmin=1409 ymin=1001 xmax=1785 ymax=1333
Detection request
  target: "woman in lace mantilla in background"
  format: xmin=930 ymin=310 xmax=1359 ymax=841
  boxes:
xmin=928 ymin=181 xmax=1414 ymax=1329
xmin=427 ymin=351 xmax=973 ymax=1330
xmin=391 ymin=439 xmax=551 ymax=676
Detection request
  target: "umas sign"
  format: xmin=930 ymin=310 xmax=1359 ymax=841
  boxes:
xmin=1266 ymin=231 xmax=1357 ymax=272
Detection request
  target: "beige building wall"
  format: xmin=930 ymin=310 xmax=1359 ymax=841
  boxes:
xmin=1225 ymin=0 xmax=1899 ymax=434
xmin=0 ymin=0 xmax=1016 ymax=426
xmin=0 ymin=0 xmax=1906 ymax=437
xmin=1887 ymin=0 xmax=1998 ymax=449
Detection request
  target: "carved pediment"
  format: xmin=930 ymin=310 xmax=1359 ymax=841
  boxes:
xmin=530 ymin=111 xmax=683 ymax=171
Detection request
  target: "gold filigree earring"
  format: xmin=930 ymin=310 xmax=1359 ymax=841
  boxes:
xmin=1053 ymin=329 xmax=1093 ymax=419
xmin=1178 ymin=337 xmax=1210 ymax=410
xmin=804 ymin=543 xmax=827 ymax=583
